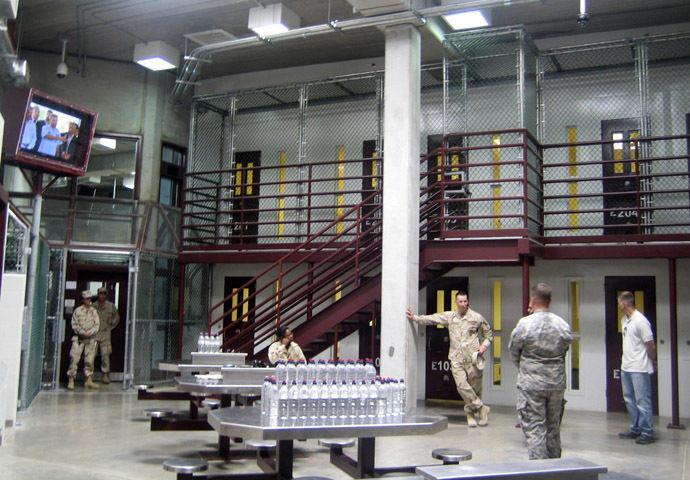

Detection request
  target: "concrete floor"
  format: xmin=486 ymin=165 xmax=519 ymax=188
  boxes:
xmin=0 ymin=384 xmax=687 ymax=480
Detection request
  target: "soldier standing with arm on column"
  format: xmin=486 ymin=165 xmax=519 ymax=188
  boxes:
xmin=407 ymin=291 xmax=493 ymax=427
xmin=94 ymin=287 xmax=120 ymax=384
xmin=67 ymin=290 xmax=100 ymax=390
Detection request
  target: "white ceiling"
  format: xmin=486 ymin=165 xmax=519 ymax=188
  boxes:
xmin=16 ymin=0 xmax=690 ymax=81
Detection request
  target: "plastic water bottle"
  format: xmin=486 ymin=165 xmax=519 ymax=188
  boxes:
xmin=364 ymin=358 xmax=376 ymax=382
xmin=214 ymin=334 xmax=221 ymax=352
xmin=307 ymin=359 xmax=317 ymax=384
xmin=278 ymin=380 xmax=289 ymax=421
xmin=345 ymin=359 xmax=356 ymax=382
xmin=319 ymin=380 xmax=329 ymax=419
xmin=308 ymin=380 xmax=319 ymax=420
xmin=286 ymin=359 xmax=297 ymax=385
xmin=355 ymin=359 xmax=365 ymax=383
xmin=328 ymin=380 xmax=339 ymax=419
xmin=348 ymin=381 xmax=358 ymax=419
xmin=326 ymin=359 xmax=337 ymax=383
xmin=376 ymin=378 xmax=388 ymax=417
xmin=261 ymin=376 xmax=271 ymax=415
xmin=269 ymin=378 xmax=279 ymax=419
xmin=288 ymin=380 xmax=299 ymax=420
xmin=296 ymin=359 xmax=307 ymax=384
xmin=299 ymin=380 xmax=310 ymax=420
xmin=339 ymin=380 xmax=350 ymax=418
xmin=275 ymin=360 xmax=287 ymax=385
xmin=357 ymin=380 xmax=369 ymax=420
xmin=399 ymin=378 xmax=407 ymax=412
xmin=336 ymin=359 xmax=346 ymax=383
xmin=367 ymin=380 xmax=377 ymax=418
xmin=316 ymin=359 xmax=327 ymax=383
xmin=390 ymin=379 xmax=401 ymax=416
xmin=197 ymin=333 xmax=203 ymax=353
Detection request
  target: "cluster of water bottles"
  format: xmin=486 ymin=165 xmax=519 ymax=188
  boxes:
xmin=197 ymin=333 xmax=222 ymax=353
xmin=260 ymin=358 xmax=407 ymax=423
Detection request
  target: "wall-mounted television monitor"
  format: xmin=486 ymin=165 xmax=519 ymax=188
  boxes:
xmin=2 ymin=87 xmax=98 ymax=176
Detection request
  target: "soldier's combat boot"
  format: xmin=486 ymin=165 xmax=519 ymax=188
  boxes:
xmin=466 ymin=411 xmax=478 ymax=428
xmin=67 ymin=377 xmax=75 ymax=390
xmin=85 ymin=376 xmax=100 ymax=389
xmin=478 ymin=405 xmax=490 ymax=426
xmin=102 ymin=373 xmax=110 ymax=384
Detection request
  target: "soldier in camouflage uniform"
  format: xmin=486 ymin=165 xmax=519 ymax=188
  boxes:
xmin=94 ymin=287 xmax=120 ymax=384
xmin=407 ymin=292 xmax=493 ymax=427
xmin=509 ymin=283 xmax=572 ymax=459
xmin=67 ymin=290 xmax=100 ymax=390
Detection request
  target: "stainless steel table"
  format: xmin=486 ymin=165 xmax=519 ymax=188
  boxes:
xmin=208 ymin=406 xmax=448 ymax=480
xmin=415 ymin=458 xmax=608 ymax=480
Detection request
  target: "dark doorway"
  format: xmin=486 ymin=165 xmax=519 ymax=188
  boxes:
xmin=424 ymin=276 xmax=469 ymax=401
xmin=604 ymin=276 xmax=658 ymax=414
xmin=60 ymin=268 xmax=128 ymax=383
xmin=223 ymin=277 xmax=256 ymax=344
xmin=601 ymin=119 xmax=641 ymax=235
xmin=427 ymin=135 xmax=468 ymax=237
xmin=232 ymin=151 xmax=261 ymax=244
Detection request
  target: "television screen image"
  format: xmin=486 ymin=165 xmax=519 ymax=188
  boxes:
xmin=2 ymin=88 xmax=98 ymax=176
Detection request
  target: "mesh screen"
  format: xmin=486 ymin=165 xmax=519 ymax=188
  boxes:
xmin=41 ymin=248 xmax=66 ymax=390
xmin=4 ymin=212 xmax=29 ymax=273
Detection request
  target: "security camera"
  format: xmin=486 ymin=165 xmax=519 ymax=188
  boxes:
xmin=56 ymin=61 xmax=68 ymax=79
xmin=577 ymin=12 xmax=589 ymax=27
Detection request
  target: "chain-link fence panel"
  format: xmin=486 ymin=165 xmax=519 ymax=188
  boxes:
xmin=41 ymin=248 xmax=66 ymax=390
xmin=183 ymin=263 xmax=210 ymax=360
xmin=304 ymin=75 xmax=381 ymax=243
xmin=130 ymin=253 xmax=180 ymax=385
xmin=4 ymin=210 xmax=29 ymax=273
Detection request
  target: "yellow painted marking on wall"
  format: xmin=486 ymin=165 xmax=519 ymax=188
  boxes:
xmin=567 ymin=128 xmax=579 ymax=230
xmin=334 ymin=280 xmax=342 ymax=302
xmin=450 ymin=154 xmax=460 ymax=180
xmin=569 ymin=182 xmax=579 ymax=228
xmin=629 ymin=131 xmax=639 ymax=172
xmin=231 ymin=288 xmax=238 ymax=321
xmin=492 ymin=135 xmax=501 ymax=178
xmin=235 ymin=164 xmax=243 ymax=196
xmin=613 ymin=132 xmax=624 ymax=173
xmin=242 ymin=288 xmax=249 ymax=320
xmin=246 ymin=162 xmax=254 ymax=195
xmin=572 ymin=337 xmax=580 ymax=378
xmin=493 ymin=336 xmax=502 ymax=385
xmin=493 ymin=185 xmax=502 ymax=230
xmin=371 ymin=151 xmax=378 ymax=187
xmin=568 ymin=127 xmax=578 ymax=176
xmin=570 ymin=281 xmax=580 ymax=332
xmin=278 ymin=152 xmax=286 ymax=238
xmin=437 ymin=290 xmax=446 ymax=313
xmin=336 ymin=146 xmax=345 ymax=234
xmin=493 ymin=281 xmax=502 ymax=331
xmin=437 ymin=155 xmax=443 ymax=182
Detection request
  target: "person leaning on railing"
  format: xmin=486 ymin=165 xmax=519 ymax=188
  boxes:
xmin=268 ymin=325 xmax=306 ymax=365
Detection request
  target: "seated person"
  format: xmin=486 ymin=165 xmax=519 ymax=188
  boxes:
xmin=268 ymin=325 xmax=306 ymax=365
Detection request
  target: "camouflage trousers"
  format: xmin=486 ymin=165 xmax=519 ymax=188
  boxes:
xmin=67 ymin=336 xmax=97 ymax=378
xmin=451 ymin=363 xmax=484 ymax=413
xmin=517 ymin=387 xmax=565 ymax=459
xmin=95 ymin=339 xmax=113 ymax=373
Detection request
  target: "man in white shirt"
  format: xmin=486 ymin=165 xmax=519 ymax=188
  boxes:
xmin=617 ymin=291 xmax=656 ymax=444
xmin=21 ymin=106 xmax=40 ymax=150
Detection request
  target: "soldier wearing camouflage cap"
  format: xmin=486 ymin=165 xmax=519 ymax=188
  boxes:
xmin=67 ymin=290 xmax=100 ymax=390
xmin=94 ymin=286 xmax=120 ymax=384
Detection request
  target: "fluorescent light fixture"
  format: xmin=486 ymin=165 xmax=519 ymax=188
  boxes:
xmin=248 ymin=3 xmax=300 ymax=36
xmin=133 ymin=40 xmax=180 ymax=71
xmin=443 ymin=9 xmax=491 ymax=30
xmin=98 ymin=138 xmax=117 ymax=149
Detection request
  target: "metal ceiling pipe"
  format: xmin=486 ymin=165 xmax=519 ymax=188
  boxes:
xmin=171 ymin=0 xmax=545 ymax=101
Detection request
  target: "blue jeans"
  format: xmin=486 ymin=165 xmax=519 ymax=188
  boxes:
xmin=621 ymin=370 xmax=653 ymax=437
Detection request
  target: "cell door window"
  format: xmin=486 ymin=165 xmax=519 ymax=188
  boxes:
xmin=159 ymin=144 xmax=186 ymax=207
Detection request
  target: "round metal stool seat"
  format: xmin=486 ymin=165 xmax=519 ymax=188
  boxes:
xmin=144 ymin=407 xmax=173 ymax=418
xmin=431 ymin=448 xmax=472 ymax=464
xmin=163 ymin=458 xmax=209 ymax=474
xmin=318 ymin=438 xmax=356 ymax=448
xmin=245 ymin=439 xmax=276 ymax=450
xmin=202 ymin=398 xmax=221 ymax=409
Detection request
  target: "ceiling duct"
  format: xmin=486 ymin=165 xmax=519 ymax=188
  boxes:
xmin=345 ymin=0 xmax=427 ymax=17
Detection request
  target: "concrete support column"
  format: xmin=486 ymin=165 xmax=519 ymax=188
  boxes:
xmin=139 ymin=71 xmax=166 ymax=202
xmin=379 ymin=24 xmax=421 ymax=405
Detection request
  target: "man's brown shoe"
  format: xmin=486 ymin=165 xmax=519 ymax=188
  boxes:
xmin=85 ymin=376 xmax=100 ymax=389
xmin=67 ymin=378 xmax=74 ymax=390
xmin=102 ymin=373 xmax=110 ymax=384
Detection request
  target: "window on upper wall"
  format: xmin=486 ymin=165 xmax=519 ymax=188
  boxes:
xmin=159 ymin=143 xmax=186 ymax=207
xmin=76 ymin=134 xmax=141 ymax=200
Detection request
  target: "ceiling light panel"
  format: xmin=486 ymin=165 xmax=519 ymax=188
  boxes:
xmin=248 ymin=3 xmax=300 ymax=36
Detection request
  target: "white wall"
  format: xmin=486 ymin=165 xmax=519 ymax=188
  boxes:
xmin=0 ymin=274 xmax=27 ymax=428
